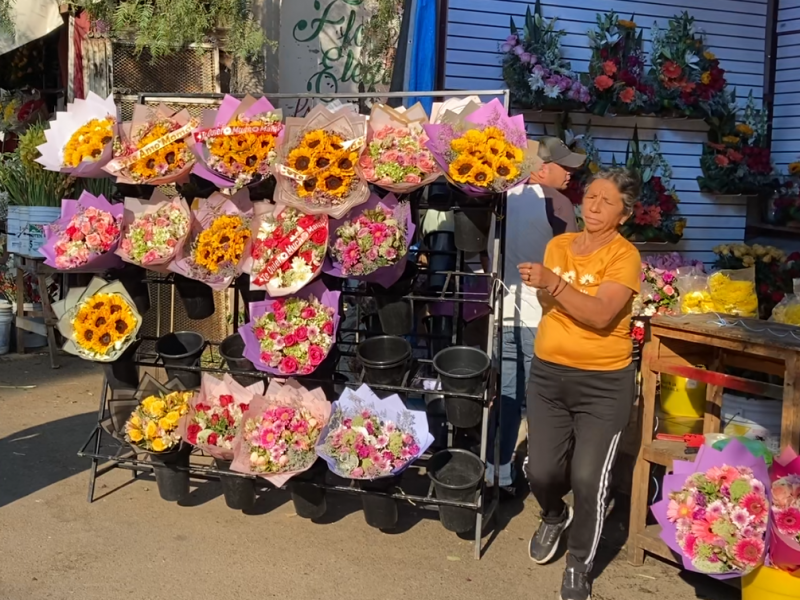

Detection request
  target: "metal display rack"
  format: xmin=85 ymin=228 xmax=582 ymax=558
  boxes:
xmin=78 ymin=89 xmax=510 ymax=559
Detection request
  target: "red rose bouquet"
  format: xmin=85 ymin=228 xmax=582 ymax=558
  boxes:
xmin=247 ymin=204 xmax=328 ymax=297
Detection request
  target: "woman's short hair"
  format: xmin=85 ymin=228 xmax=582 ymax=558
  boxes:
xmin=588 ymin=167 xmax=641 ymax=215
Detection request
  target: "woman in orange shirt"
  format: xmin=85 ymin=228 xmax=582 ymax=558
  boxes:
xmin=518 ymin=168 xmax=642 ymax=600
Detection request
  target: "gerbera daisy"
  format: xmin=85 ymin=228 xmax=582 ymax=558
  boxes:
xmin=733 ymin=538 xmax=764 ymax=567
xmin=776 ymin=507 xmax=800 ymax=535
xmin=740 ymin=491 xmax=768 ymax=522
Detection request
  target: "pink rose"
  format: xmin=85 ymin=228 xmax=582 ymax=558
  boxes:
xmin=662 ymin=285 xmax=675 ymax=296
xmin=416 ymin=156 xmax=435 ymax=173
xmin=362 ymin=167 xmax=376 ymax=180
xmin=260 ymin=351 xmax=272 ymax=364
xmin=404 ymin=173 xmax=421 ymax=184
xmin=85 ymin=232 xmax=101 ymax=248
xmin=294 ymin=325 xmax=308 ymax=342
xmin=283 ymin=333 xmax=297 ymax=347
xmin=279 ymin=356 xmax=299 ymax=374
xmin=322 ymin=320 xmax=334 ymax=335
xmin=300 ymin=306 xmax=317 ymax=319
xmin=308 ymin=345 xmax=325 ymax=366
xmin=274 ymin=309 xmax=287 ymax=322
xmin=359 ymin=155 xmax=374 ymax=169
xmin=382 ymin=149 xmax=400 ymax=164
xmin=374 ymin=127 xmax=390 ymax=141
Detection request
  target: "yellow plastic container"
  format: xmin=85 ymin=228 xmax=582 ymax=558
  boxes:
xmin=660 ymin=369 xmax=707 ymax=418
xmin=743 ymin=565 xmax=800 ymax=599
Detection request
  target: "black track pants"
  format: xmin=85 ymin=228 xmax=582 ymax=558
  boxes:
xmin=525 ymin=356 xmax=636 ymax=572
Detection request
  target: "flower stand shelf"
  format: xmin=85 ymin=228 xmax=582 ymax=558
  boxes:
xmin=627 ymin=313 xmax=800 ymax=567
xmin=13 ymin=255 xmax=59 ymax=369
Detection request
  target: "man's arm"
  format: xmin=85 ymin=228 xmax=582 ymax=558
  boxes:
xmin=543 ymin=186 xmax=578 ymax=236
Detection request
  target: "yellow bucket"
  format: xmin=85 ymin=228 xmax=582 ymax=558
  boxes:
xmin=660 ymin=369 xmax=707 ymax=418
xmin=743 ymin=566 xmax=800 ymax=599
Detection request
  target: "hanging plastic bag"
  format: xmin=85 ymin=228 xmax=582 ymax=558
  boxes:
xmin=677 ymin=269 xmax=713 ymax=314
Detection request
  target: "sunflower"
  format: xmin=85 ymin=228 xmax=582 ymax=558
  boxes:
xmin=82 ymin=140 xmax=105 ymax=161
xmin=258 ymin=135 xmax=276 ymax=154
xmin=463 ymin=129 xmax=487 ymax=146
xmin=493 ymin=157 xmax=520 ymax=181
xmin=449 ymin=155 xmax=477 ymax=184
xmin=298 ymin=176 xmax=318 ymax=197
xmin=503 ymin=144 xmax=524 ymax=163
xmin=326 ymin=133 xmax=345 ymax=152
xmin=113 ymin=311 xmax=136 ymax=338
xmin=131 ymin=155 xmax=158 ymax=181
xmin=138 ymin=122 xmax=173 ymax=147
xmin=156 ymin=145 xmax=182 ymax=168
xmin=483 ymin=126 xmax=505 ymax=142
xmin=208 ymin=136 xmax=231 ymax=157
xmin=287 ymin=146 xmax=314 ymax=174
xmin=333 ymin=151 xmax=358 ymax=176
xmin=313 ymin=149 xmax=336 ymax=172
xmin=451 ymin=136 xmax=472 ymax=154
xmin=486 ymin=138 xmax=505 ymax=159
xmin=469 ymin=163 xmax=495 ymax=187
xmin=321 ymin=172 xmax=351 ymax=197
xmin=300 ymin=129 xmax=327 ymax=151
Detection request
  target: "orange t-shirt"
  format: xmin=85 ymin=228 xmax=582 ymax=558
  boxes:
xmin=534 ymin=233 xmax=641 ymax=371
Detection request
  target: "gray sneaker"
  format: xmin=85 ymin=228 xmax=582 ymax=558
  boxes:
xmin=528 ymin=505 xmax=574 ymax=565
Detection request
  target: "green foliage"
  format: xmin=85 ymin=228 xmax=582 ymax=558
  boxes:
xmin=0 ymin=0 xmax=14 ymax=39
xmin=71 ymin=0 xmax=268 ymax=60
xmin=358 ymin=0 xmax=403 ymax=91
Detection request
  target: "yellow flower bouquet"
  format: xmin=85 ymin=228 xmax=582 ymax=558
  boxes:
xmin=168 ymin=190 xmax=253 ymax=291
xmin=52 ymin=277 xmax=142 ymax=362
xmin=125 ymin=386 xmax=192 ymax=453
xmin=35 ymin=92 xmax=117 ymax=178
xmin=274 ymin=104 xmax=369 ymax=219
xmin=771 ymin=279 xmax=800 ymax=325
xmin=104 ymin=103 xmax=197 ymax=185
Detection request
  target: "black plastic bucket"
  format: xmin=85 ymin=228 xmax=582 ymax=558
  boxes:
xmin=424 ymin=231 xmax=457 ymax=292
xmin=426 ymin=181 xmax=452 ymax=210
xmin=425 ymin=394 xmax=449 ymax=450
xmin=150 ymin=445 xmax=190 ymax=502
xmin=357 ymin=335 xmax=412 ymax=387
xmin=433 ymin=346 xmax=490 ymax=428
xmin=358 ymin=477 xmax=398 ymax=530
xmin=174 ymin=275 xmax=215 ymax=320
xmin=453 ymin=207 xmax=492 ymax=253
xmin=114 ymin=264 xmax=151 ymax=315
xmin=428 ymin=448 xmax=485 ymax=533
xmin=214 ymin=458 xmax=256 ymax=510
xmin=289 ymin=459 xmax=327 ymax=519
xmin=424 ymin=315 xmax=453 ymax=359
xmin=156 ymin=331 xmax=205 ymax=389
xmin=370 ymin=262 xmax=416 ymax=336
xmin=235 ymin=274 xmax=266 ymax=307
xmin=101 ymin=338 xmax=142 ymax=392
xmin=219 ymin=332 xmax=260 ymax=387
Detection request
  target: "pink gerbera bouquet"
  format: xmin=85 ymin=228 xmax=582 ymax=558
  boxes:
xmin=768 ymin=447 xmax=800 ymax=572
xmin=665 ymin=464 xmax=769 ymax=576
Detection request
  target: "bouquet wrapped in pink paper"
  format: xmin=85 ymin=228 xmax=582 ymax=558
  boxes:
xmin=358 ymin=103 xmax=440 ymax=194
xmin=104 ymin=103 xmax=197 ymax=185
xmin=768 ymin=446 xmax=800 ymax=573
xmin=177 ymin=373 xmax=264 ymax=461
xmin=189 ymin=94 xmax=283 ymax=190
xmin=247 ymin=204 xmax=328 ymax=297
xmin=323 ymin=192 xmax=415 ymax=288
xmin=116 ymin=190 xmax=191 ymax=272
xmin=239 ymin=279 xmax=340 ymax=376
xmin=423 ymin=98 xmax=532 ymax=197
xmin=35 ymin=92 xmax=117 ymax=178
xmin=651 ymin=438 xmax=770 ymax=579
xmin=274 ymin=104 xmax=369 ymax=219
xmin=230 ymin=379 xmax=330 ymax=487
xmin=168 ymin=190 xmax=253 ymax=291
xmin=317 ymin=384 xmax=434 ymax=479
xmin=41 ymin=191 xmax=123 ymax=272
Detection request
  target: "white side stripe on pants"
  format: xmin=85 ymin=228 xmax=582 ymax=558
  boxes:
xmin=585 ymin=431 xmax=622 ymax=566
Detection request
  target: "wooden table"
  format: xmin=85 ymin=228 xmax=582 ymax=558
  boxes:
xmin=14 ymin=255 xmax=59 ymax=369
xmin=628 ymin=313 xmax=800 ymax=566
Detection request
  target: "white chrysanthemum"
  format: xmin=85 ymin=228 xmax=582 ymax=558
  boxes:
xmin=290 ymin=256 xmax=313 ymax=281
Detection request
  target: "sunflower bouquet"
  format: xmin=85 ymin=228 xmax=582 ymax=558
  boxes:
xmin=190 ymin=94 xmax=283 ymax=190
xmin=230 ymin=379 xmax=331 ymax=487
xmin=125 ymin=386 xmax=193 ymax=454
xmin=358 ymin=103 xmax=440 ymax=194
xmin=41 ymin=191 xmax=124 ymax=272
xmin=53 ymin=277 xmax=142 ymax=362
xmin=168 ymin=191 xmax=253 ymax=291
xmin=117 ymin=190 xmax=191 ymax=272
xmin=248 ymin=204 xmax=328 ymax=297
xmin=104 ymin=104 xmax=197 ymax=185
xmin=423 ymin=98 xmax=531 ymax=196
xmin=275 ymin=104 xmax=369 ymax=219
xmin=35 ymin=92 xmax=117 ymax=178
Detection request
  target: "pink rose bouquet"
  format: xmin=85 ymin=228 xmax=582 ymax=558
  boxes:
xmin=41 ymin=191 xmax=123 ymax=272
xmin=230 ymin=379 xmax=331 ymax=486
xmin=359 ymin=102 xmax=440 ymax=193
xmin=239 ymin=280 xmax=340 ymax=376
xmin=652 ymin=439 xmax=770 ymax=579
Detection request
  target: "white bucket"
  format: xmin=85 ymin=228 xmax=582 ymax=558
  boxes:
xmin=11 ymin=302 xmax=47 ymax=349
xmin=0 ymin=301 xmax=12 ymax=354
xmin=721 ymin=392 xmax=783 ymax=453
xmin=6 ymin=205 xmax=60 ymax=257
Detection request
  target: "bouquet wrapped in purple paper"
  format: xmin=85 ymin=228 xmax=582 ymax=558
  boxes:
xmin=316 ymin=384 xmax=434 ymax=479
xmin=41 ymin=192 xmax=123 ymax=272
xmin=323 ymin=192 xmax=415 ymax=288
xmin=189 ymin=94 xmax=283 ymax=190
xmin=239 ymin=279 xmax=340 ymax=376
xmin=168 ymin=190 xmax=253 ymax=291
xmin=423 ymin=98 xmax=532 ymax=197
xmin=274 ymin=104 xmax=369 ymax=219
xmin=35 ymin=92 xmax=117 ymax=178
xmin=230 ymin=379 xmax=331 ymax=487
xmin=651 ymin=438 xmax=770 ymax=579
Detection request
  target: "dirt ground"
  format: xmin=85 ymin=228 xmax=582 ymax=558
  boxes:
xmin=0 ymin=353 xmax=737 ymax=600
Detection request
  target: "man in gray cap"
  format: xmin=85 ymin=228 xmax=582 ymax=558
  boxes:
xmin=487 ymin=136 xmax=586 ymax=491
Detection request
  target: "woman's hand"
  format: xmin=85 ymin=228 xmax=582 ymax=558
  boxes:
xmin=518 ymin=262 xmax=559 ymax=291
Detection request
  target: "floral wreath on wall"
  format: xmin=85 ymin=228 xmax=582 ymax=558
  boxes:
xmin=617 ymin=127 xmax=686 ymax=243
xmin=586 ymin=13 xmax=656 ymax=116
xmin=500 ymin=0 xmax=590 ymax=111
xmin=650 ymin=12 xmax=729 ymax=120
xmin=698 ymin=92 xmax=775 ymax=196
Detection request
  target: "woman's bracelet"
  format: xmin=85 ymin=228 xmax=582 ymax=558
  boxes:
xmin=549 ymin=278 xmax=566 ymax=297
